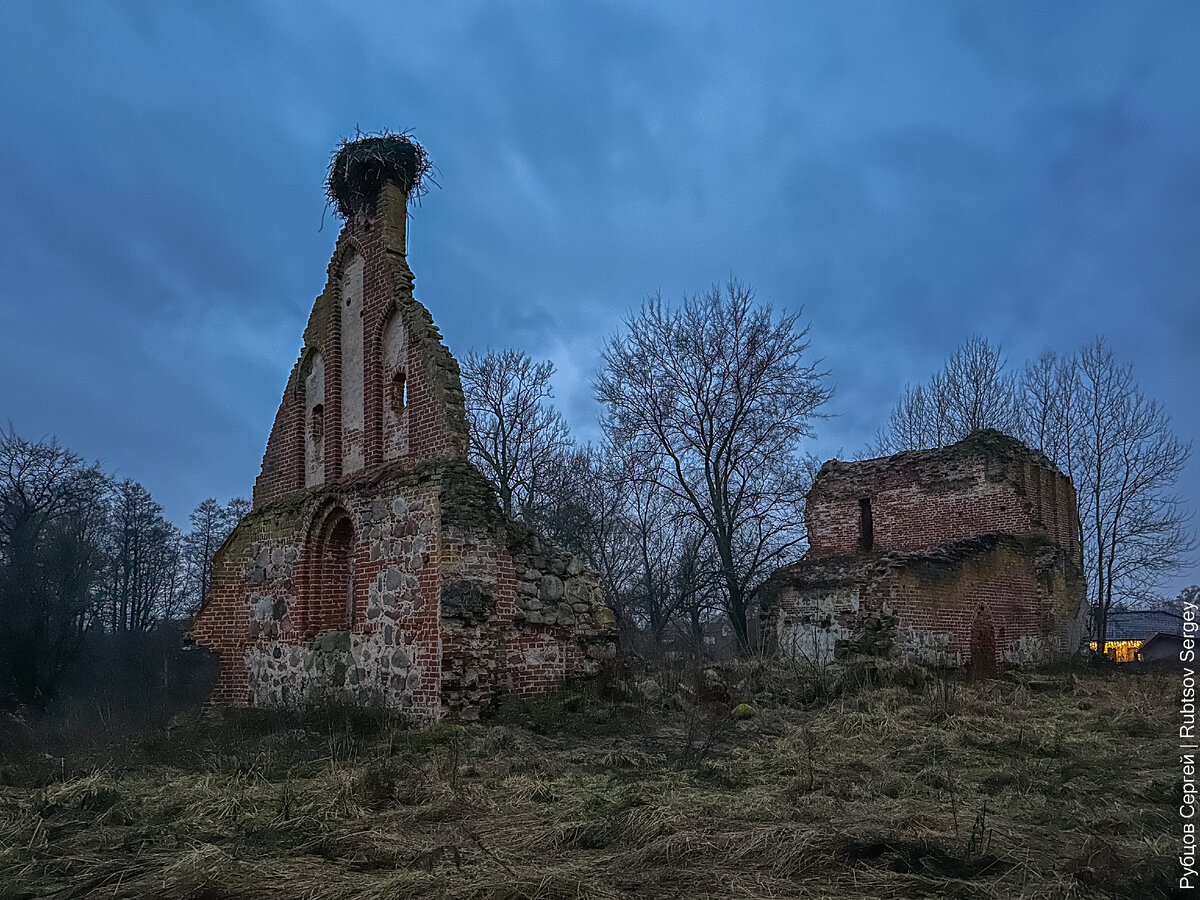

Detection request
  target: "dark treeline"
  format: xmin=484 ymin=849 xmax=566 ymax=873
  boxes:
xmin=0 ymin=428 xmax=243 ymax=712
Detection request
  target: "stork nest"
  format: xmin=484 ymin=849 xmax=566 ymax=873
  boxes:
xmin=325 ymin=129 xmax=436 ymax=219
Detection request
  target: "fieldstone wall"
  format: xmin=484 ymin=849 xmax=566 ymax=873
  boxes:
xmin=191 ymin=471 xmax=446 ymax=716
xmin=766 ymin=534 xmax=1085 ymax=668
xmin=245 ymin=629 xmax=425 ymax=707
xmin=434 ymin=468 xmax=617 ymax=719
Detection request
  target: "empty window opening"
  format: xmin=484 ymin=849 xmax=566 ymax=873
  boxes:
xmin=390 ymin=369 xmax=407 ymax=413
xmin=858 ymin=497 xmax=874 ymax=552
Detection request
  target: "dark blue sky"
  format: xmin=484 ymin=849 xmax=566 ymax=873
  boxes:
xmin=2 ymin=3 xmax=1197 ymax=594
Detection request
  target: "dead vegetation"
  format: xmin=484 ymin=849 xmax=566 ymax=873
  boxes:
xmin=0 ymin=660 xmax=1177 ymax=899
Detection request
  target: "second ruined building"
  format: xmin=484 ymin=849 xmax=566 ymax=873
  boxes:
xmin=764 ymin=430 xmax=1087 ymax=673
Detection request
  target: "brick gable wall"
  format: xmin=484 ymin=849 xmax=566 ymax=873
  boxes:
xmin=191 ymin=166 xmax=615 ymax=718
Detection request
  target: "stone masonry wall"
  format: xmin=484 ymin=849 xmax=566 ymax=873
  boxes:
xmin=766 ymin=534 xmax=1086 ymax=668
xmin=435 ymin=464 xmax=617 ymax=718
xmin=505 ymin=527 xmax=617 ymax=691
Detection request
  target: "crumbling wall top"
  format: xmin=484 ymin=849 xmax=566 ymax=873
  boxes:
xmin=813 ymin=430 xmax=1061 ymax=497
xmin=805 ymin=430 xmax=1080 ymax=558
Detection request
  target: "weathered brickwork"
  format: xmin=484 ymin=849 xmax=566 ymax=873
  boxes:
xmin=764 ymin=431 xmax=1086 ymax=671
xmin=190 ymin=143 xmax=615 ymax=719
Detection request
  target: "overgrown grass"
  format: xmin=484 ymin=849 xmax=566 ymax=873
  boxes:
xmin=0 ymin=660 xmax=1178 ymax=899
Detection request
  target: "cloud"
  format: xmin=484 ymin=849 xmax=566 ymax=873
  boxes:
xmin=0 ymin=2 xmax=1196 ymax=591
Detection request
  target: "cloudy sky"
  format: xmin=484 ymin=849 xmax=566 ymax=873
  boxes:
xmin=1 ymin=2 xmax=1197 ymax=593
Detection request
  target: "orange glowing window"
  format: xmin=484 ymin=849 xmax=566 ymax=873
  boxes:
xmin=1089 ymin=639 xmax=1144 ymax=663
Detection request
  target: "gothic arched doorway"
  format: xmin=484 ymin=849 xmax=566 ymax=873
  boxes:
xmin=305 ymin=512 xmax=356 ymax=637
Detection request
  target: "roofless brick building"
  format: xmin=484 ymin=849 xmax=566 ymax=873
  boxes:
xmin=190 ymin=136 xmax=615 ymax=719
xmin=764 ymin=430 xmax=1087 ymax=673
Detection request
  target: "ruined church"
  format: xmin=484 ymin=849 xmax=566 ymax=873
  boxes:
xmin=764 ymin=430 xmax=1087 ymax=672
xmin=189 ymin=135 xmax=615 ymax=719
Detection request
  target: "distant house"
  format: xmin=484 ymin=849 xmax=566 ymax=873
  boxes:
xmin=1092 ymin=610 xmax=1184 ymax=663
xmin=1137 ymin=632 xmax=1183 ymax=664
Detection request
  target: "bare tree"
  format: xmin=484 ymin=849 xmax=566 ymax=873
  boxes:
xmin=1020 ymin=351 xmax=1059 ymax=454
xmin=877 ymin=383 xmax=940 ymax=453
xmin=1070 ymin=338 xmax=1194 ymax=653
xmin=0 ymin=429 xmax=109 ymax=706
xmin=461 ymin=349 xmax=572 ymax=518
xmin=944 ymin=335 xmax=1021 ymax=436
xmin=1161 ymin=585 xmax=1198 ymax=617
xmin=181 ymin=496 xmax=249 ymax=615
xmin=525 ymin=443 xmax=641 ymax=632
xmin=596 ymin=279 xmax=831 ymax=652
xmin=623 ymin=466 xmax=703 ymax=646
xmin=527 ymin=441 xmax=719 ymax=651
xmin=670 ymin=527 xmax=719 ymax=651
xmin=876 ymin=335 xmax=1020 ymax=453
xmin=99 ymin=480 xmax=183 ymax=633
xmin=1019 ymin=350 xmax=1080 ymax=469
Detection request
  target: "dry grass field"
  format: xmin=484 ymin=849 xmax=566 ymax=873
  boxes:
xmin=0 ymin=660 xmax=1178 ymax=899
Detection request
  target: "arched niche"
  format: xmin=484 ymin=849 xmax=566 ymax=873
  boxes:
xmin=305 ymin=509 xmax=356 ymax=637
xmin=340 ymin=253 xmax=366 ymax=474
xmin=300 ymin=350 xmax=326 ymax=487
xmin=968 ymin=605 xmax=997 ymax=680
xmin=380 ymin=309 xmax=409 ymax=461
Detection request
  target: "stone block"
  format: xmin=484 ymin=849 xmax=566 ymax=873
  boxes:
xmin=539 ymin=574 xmax=564 ymax=602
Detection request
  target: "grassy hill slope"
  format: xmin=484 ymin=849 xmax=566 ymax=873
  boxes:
xmin=0 ymin=661 xmax=1178 ymax=899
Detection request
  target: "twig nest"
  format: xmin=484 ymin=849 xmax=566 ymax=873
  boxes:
xmin=326 ymin=131 xmax=434 ymax=220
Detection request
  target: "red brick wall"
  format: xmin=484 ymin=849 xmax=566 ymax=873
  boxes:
xmin=882 ymin=551 xmax=1048 ymax=664
xmin=189 ymin=514 xmax=305 ymax=705
xmin=195 ymin=479 xmax=447 ymax=714
xmin=805 ymin=441 xmax=1080 ymax=559
xmin=253 ymin=184 xmax=468 ymax=509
